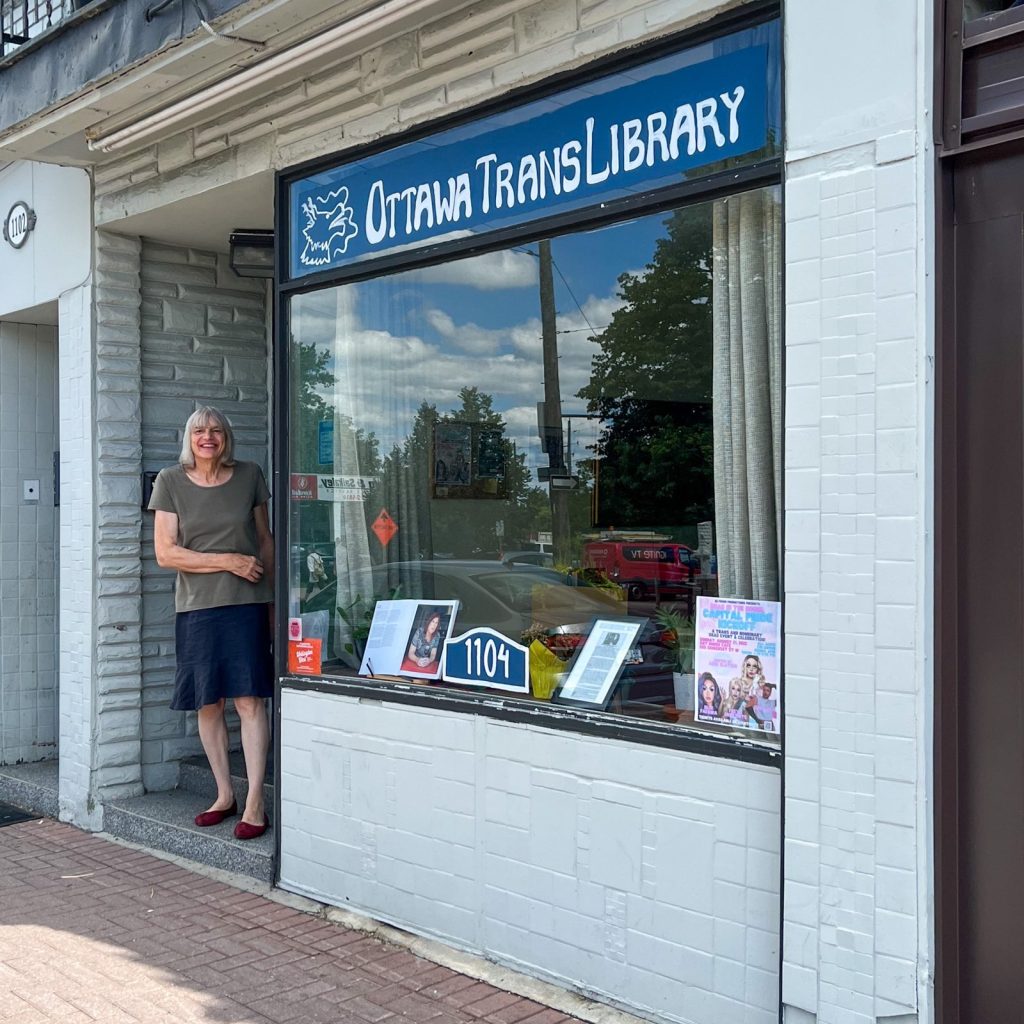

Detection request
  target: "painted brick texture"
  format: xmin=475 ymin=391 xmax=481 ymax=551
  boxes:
xmin=58 ymin=281 xmax=102 ymax=828
xmin=93 ymin=230 xmax=145 ymax=803
xmin=0 ymin=322 xmax=58 ymax=766
xmin=281 ymin=690 xmax=782 ymax=1024
xmin=782 ymin=147 xmax=925 ymax=1023
xmin=93 ymin=0 xmax=740 ymax=211
xmin=140 ymin=240 xmax=269 ymax=789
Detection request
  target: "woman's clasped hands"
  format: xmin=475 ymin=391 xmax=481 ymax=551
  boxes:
xmin=227 ymin=554 xmax=264 ymax=582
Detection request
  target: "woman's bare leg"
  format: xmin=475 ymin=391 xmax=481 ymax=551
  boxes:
xmin=234 ymin=697 xmax=269 ymax=825
xmin=196 ymin=699 xmax=235 ymax=812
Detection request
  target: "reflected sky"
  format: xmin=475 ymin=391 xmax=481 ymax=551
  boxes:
xmin=290 ymin=210 xmax=676 ymax=474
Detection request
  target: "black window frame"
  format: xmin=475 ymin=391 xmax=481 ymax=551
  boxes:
xmin=271 ymin=0 xmax=784 ymax=767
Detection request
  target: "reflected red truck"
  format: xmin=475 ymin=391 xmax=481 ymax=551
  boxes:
xmin=583 ymin=540 xmax=697 ymax=600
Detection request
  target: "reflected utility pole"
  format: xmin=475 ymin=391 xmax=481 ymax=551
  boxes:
xmin=539 ymin=239 xmax=571 ymax=565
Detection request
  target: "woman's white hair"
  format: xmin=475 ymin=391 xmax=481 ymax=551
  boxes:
xmin=179 ymin=406 xmax=236 ymax=468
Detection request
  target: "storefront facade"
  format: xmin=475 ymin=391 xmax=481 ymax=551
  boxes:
xmin=274 ymin=13 xmax=785 ymax=1021
xmin=0 ymin=0 xmax=944 ymax=1021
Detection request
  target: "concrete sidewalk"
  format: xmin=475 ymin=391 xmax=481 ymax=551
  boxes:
xmin=0 ymin=818 xmax=582 ymax=1024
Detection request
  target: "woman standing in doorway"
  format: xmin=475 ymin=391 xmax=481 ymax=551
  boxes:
xmin=149 ymin=406 xmax=274 ymax=840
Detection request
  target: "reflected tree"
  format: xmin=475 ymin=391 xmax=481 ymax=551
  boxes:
xmin=577 ymin=204 xmax=715 ymax=530
xmin=367 ymin=387 xmax=535 ymax=560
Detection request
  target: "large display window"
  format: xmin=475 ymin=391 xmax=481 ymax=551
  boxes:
xmin=281 ymin=18 xmax=782 ymax=742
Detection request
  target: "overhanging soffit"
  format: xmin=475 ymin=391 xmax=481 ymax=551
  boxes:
xmin=0 ymin=0 xmax=446 ymax=165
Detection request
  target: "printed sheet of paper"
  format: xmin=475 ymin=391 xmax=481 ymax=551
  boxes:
xmin=554 ymin=618 xmax=645 ymax=709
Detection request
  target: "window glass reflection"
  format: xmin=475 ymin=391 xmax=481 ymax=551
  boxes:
xmin=288 ymin=185 xmax=781 ymax=738
xmin=965 ymin=0 xmax=1024 ymax=20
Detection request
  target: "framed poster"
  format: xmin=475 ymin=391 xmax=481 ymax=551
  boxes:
xmin=433 ymin=422 xmax=472 ymax=494
xmin=552 ymin=617 xmax=647 ymax=710
xmin=694 ymin=596 xmax=781 ymax=734
xmin=432 ymin=421 xmax=508 ymax=499
xmin=358 ymin=600 xmax=459 ymax=680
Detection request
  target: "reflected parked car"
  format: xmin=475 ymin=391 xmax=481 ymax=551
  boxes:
xmin=500 ymin=550 xmax=555 ymax=568
xmin=368 ymin=560 xmax=675 ymax=707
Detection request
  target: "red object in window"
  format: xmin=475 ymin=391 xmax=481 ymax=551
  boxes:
xmin=290 ymin=474 xmax=318 ymax=500
xmin=372 ymin=509 xmax=398 ymax=547
xmin=288 ymin=638 xmax=322 ymax=675
xmin=541 ymin=632 xmax=587 ymax=660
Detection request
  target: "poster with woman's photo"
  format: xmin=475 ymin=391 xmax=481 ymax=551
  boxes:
xmin=694 ymin=596 xmax=782 ymax=734
xmin=358 ymin=600 xmax=459 ymax=680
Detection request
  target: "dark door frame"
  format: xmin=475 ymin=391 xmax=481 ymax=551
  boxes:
xmin=935 ymin=2 xmax=1024 ymax=1020
xmin=935 ymin=136 xmax=1024 ymax=1024
xmin=933 ymin=144 xmax=960 ymax=1024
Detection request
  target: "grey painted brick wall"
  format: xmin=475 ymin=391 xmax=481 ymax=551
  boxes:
xmin=139 ymin=240 xmax=269 ymax=791
xmin=93 ymin=231 xmax=145 ymax=803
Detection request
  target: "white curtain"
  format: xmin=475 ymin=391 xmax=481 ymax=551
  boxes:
xmin=328 ymin=287 xmax=375 ymax=661
xmin=711 ymin=188 xmax=782 ymax=601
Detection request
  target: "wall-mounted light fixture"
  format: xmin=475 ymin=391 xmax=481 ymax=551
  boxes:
xmin=229 ymin=229 xmax=274 ymax=278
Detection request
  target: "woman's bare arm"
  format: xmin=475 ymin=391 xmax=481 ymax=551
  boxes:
xmin=254 ymin=503 xmax=274 ymax=580
xmin=153 ymin=510 xmax=264 ymax=582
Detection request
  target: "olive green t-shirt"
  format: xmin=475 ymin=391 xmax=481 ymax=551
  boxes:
xmin=148 ymin=461 xmax=273 ymax=613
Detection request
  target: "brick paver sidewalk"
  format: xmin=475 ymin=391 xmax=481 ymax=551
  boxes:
xmin=0 ymin=819 xmax=579 ymax=1024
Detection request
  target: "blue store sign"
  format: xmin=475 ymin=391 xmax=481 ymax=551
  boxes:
xmin=288 ymin=28 xmax=775 ymax=279
xmin=442 ymin=627 xmax=530 ymax=694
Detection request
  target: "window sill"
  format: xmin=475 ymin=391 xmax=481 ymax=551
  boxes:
xmin=279 ymin=673 xmax=782 ymax=767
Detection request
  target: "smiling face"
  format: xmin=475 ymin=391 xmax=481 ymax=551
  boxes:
xmin=190 ymin=418 xmax=226 ymax=464
xmin=728 ymin=679 xmax=742 ymax=700
xmin=701 ymin=678 xmax=716 ymax=705
xmin=424 ymin=613 xmax=441 ymax=638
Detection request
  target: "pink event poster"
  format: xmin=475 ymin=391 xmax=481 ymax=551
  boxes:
xmin=694 ymin=596 xmax=782 ymax=734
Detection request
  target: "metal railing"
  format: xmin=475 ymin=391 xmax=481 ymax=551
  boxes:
xmin=0 ymin=0 xmax=87 ymax=58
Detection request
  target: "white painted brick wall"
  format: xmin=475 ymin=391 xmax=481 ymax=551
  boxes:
xmin=140 ymin=240 xmax=269 ymax=789
xmin=0 ymin=322 xmax=58 ymax=765
xmin=58 ymin=280 xmax=103 ymax=829
xmin=281 ymin=689 xmax=781 ymax=1024
xmin=782 ymin=0 xmax=931 ymax=1017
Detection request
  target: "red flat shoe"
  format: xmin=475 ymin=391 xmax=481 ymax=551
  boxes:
xmin=234 ymin=815 xmax=269 ymax=841
xmin=194 ymin=800 xmax=237 ymax=827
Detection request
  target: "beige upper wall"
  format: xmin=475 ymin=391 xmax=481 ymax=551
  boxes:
xmin=91 ymin=0 xmax=753 ymax=247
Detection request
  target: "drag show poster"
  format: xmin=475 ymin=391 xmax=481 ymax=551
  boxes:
xmin=694 ymin=597 xmax=782 ymax=735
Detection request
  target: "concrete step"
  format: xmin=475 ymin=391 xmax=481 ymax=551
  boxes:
xmin=103 ymin=789 xmax=274 ymax=883
xmin=0 ymin=760 xmax=59 ymax=819
xmin=177 ymin=751 xmax=274 ymax=807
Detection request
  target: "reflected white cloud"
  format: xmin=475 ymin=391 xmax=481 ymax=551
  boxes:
xmin=414 ymin=248 xmax=538 ymax=290
xmin=291 ymin=256 xmax=628 ymax=461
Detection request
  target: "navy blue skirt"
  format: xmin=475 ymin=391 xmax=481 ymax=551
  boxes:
xmin=172 ymin=604 xmax=274 ymax=710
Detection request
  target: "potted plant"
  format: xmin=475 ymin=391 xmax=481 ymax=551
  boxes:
xmin=337 ymin=586 xmax=401 ymax=666
xmin=654 ymin=605 xmax=695 ymax=712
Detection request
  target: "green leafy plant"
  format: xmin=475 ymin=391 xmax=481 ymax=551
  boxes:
xmin=337 ymin=586 xmax=401 ymax=658
xmin=558 ymin=565 xmax=626 ymax=601
xmin=654 ymin=604 xmax=695 ymax=674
